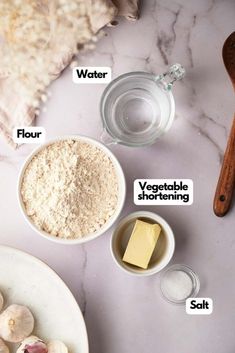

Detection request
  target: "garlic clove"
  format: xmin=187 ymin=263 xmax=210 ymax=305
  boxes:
xmin=47 ymin=340 xmax=68 ymax=353
xmin=0 ymin=339 xmax=9 ymax=353
xmin=17 ymin=336 xmax=48 ymax=353
xmin=0 ymin=292 xmax=4 ymax=312
xmin=0 ymin=304 xmax=34 ymax=343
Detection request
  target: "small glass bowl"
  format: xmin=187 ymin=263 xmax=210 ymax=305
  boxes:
xmin=160 ymin=264 xmax=200 ymax=305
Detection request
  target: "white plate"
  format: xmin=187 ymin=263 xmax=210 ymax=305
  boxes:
xmin=0 ymin=246 xmax=88 ymax=353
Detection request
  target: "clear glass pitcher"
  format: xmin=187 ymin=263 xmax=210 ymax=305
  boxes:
xmin=100 ymin=63 xmax=185 ymax=147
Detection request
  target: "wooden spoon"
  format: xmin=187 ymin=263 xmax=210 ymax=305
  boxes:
xmin=213 ymin=32 xmax=235 ymax=217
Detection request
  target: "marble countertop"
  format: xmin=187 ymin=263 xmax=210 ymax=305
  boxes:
xmin=0 ymin=1 xmax=235 ymax=352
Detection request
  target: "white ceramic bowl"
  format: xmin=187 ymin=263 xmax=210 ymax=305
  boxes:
xmin=18 ymin=135 xmax=126 ymax=245
xmin=111 ymin=211 xmax=175 ymax=276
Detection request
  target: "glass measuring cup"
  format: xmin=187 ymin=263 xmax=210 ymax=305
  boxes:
xmin=100 ymin=63 xmax=185 ymax=147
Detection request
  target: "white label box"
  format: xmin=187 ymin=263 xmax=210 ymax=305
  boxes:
xmin=13 ymin=127 xmax=46 ymax=144
xmin=134 ymin=179 xmax=193 ymax=206
xmin=186 ymin=298 xmax=213 ymax=315
xmin=73 ymin=67 xmax=111 ymax=84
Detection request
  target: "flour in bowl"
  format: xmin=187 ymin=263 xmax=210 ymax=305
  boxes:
xmin=21 ymin=139 xmax=119 ymax=239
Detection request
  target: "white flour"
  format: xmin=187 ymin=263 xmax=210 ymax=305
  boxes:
xmin=21 ymin=139 xmax=118 ymax=239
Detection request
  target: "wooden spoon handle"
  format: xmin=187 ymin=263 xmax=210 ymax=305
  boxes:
xmin=213 ymin=115 xmax=235 ymax=217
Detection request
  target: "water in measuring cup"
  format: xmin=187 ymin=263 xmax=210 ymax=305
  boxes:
xmin=114 ymin=88 xmax=161 ymax=134
xmin=102 ymin=74 xmax=173 ymax=146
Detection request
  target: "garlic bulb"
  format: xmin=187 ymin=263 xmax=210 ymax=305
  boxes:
xmin=0 ymin=339 xmax=9 ymax=353
xmin=0 ymin=304 xmax=34 ymax=343
xmin=0 ymin=292 xmax=3 ymax=312
xmin=17 ymin=336 xmax=48 ymax=353
xmin=47 ymin=340 xmax=68 ymax=353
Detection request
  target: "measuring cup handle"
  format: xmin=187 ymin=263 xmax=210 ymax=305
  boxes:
xmin=100 ymin=129 xmax=117 ymax=146
xmin=155 ymin=63 xmax=186 ymax=91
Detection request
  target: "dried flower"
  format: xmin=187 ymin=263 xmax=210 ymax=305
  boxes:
xmin=0 ymin=0 xmax=99 ymax=111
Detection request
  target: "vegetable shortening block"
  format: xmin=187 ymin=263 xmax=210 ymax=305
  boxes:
xmin=122 ymin=220 xmax=161 ymax=269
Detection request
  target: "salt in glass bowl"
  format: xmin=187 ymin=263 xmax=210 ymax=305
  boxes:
xmin=160 ymin=264 xmax=200 ymax=305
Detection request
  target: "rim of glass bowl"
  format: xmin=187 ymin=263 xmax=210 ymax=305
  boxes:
xmin=160 ymin=264 xmax=200 ymax=305
xmin=100 ymin=71 xmax=175 ymax=147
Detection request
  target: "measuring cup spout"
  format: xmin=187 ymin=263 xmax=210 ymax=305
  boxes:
xmin=100 ymin=129 xmax=117 ymax=146
xmin=154 ymin=63 xmax=186 ymax=91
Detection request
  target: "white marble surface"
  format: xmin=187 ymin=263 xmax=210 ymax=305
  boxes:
xmin=0 ymin=1 xmax=235 ymax=352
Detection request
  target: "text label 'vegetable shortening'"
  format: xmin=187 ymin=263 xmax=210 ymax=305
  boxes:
xmin=73 ymin=67 xmax=112 ymax=84
xmin=134 ymin=179 xmax=193 ymax=206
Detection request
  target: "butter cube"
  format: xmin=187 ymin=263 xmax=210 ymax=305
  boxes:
xmin=122 ymin=219 xmax=161 ymax=269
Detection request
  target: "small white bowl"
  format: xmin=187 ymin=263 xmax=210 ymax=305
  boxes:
xmin=18 ymin=135 xmax=126 ymax=245
xmin=111 ymin=211 xmax=175 ymax=276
